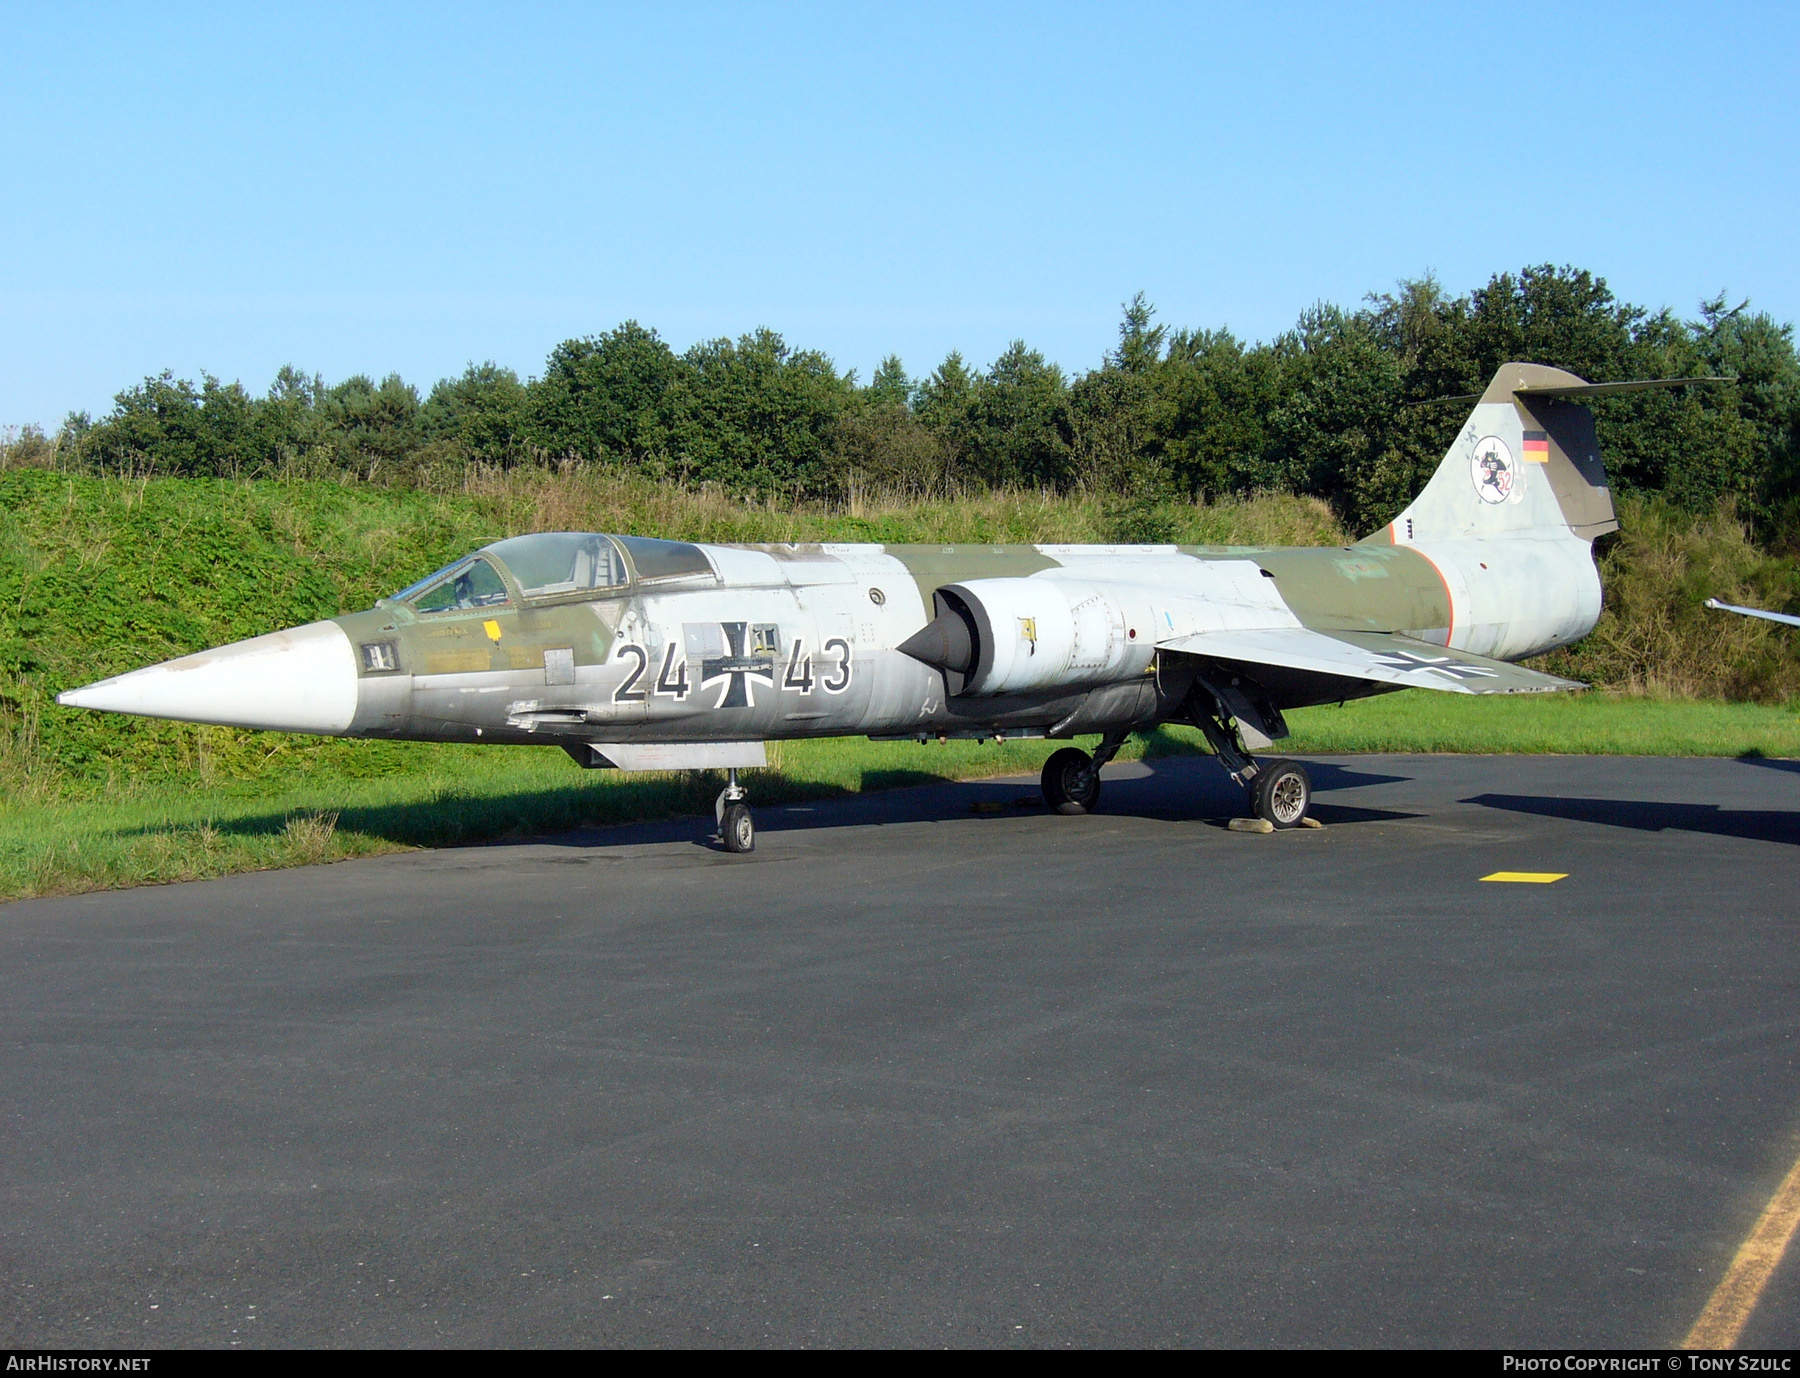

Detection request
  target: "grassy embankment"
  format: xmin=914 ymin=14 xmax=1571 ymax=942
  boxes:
xmin=2 ymin=468 xmax=1796 ymax=901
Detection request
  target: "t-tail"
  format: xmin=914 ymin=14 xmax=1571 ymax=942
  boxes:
xmin=1360 ymin=362 xmax=1721 ymax=662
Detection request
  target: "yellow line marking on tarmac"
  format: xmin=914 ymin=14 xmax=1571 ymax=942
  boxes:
xmin=1479 ymin=871 xmax=1567 ymax=883
xmin=1683 ymin=1149 xmax=1800 ymax=1349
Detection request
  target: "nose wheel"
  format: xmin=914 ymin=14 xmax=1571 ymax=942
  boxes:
xmin=715 ymin=768 xmax=755 ymax=853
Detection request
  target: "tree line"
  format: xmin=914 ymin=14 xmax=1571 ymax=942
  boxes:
xmin=12 ymin=265 xmax=1800 ymax=539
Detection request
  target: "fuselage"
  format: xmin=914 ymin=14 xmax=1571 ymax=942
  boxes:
xmin=52 ymin=362 xmax=1630 ymax=776
xmin=283 ymin=533 xmax=1598 ymax=749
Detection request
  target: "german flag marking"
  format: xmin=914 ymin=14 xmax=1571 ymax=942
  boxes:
xmin=1522 ymin=431 xmax=1551 ymax=463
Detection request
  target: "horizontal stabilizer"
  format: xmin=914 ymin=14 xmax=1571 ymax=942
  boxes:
xmin=1158 ymin=627 xmax=1583 ymax=696
xmin=1515 ymin=376 xmax=1732 ymax=399
xmin=1705 ymin=598 xmax=1800 ymax=628
xmin=1422 ymin=375 xmax=1731 ymax=406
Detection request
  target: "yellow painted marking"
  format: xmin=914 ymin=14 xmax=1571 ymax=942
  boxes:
xmin=483 ymin=620 xmax=503 ymax=643
xmin=1479 ymin=871 xmax=1567 ymax=883
xmin=1683 ymin=1150 xmax=1800 ymax=1348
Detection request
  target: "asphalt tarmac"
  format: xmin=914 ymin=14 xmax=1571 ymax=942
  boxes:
xmin=3 ymin=752 xmax=1799 ymax=1348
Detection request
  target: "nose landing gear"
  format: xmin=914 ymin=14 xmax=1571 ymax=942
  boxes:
xmin=716 ymin=768 xmax=755 ymax=853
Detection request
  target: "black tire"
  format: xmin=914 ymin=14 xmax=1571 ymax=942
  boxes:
xmin=1041 ymin=747 xmax=1101 ymax=816
xmin=1250 ymin=759 xmax=1310 ymax=830
xmin=722 ymin=801 xmax=756 ymax=853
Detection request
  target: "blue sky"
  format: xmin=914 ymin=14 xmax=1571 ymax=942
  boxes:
xmin=2 ymin=2 xmax=1795 ymax=428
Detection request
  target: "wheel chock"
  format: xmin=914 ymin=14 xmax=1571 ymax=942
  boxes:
xmin=1228 ymin=817 xmax=1275 ymax=833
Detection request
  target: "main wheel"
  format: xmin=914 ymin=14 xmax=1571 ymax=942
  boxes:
xmin=721 ymin=801 xmax=756 ymax=853
xmin=1250 ymin=759 xmax=1311 ymax=829
xmin=1041 ymin=747 xmax=1101 ymax=816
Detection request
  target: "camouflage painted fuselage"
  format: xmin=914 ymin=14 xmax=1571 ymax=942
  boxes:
xmin=330 ymin=535 xmax=1599 ymax=751
xmin=61 ymin=363 xmax=1632 ymax=760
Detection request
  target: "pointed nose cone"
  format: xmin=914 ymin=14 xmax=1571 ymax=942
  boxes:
xmin=898 ymin=606 xmax=976 ymax=673
xmin=57 ymin=619 xmax=359 ymax=734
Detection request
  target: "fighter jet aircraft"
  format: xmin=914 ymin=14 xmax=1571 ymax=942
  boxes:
xmin=57 ymin=362 xmax=1717 ymax=852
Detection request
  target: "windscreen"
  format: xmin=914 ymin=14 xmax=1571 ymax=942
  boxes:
xmin=485 ymin=533 xmax=628 ymax=599
xmin=391 ymin=558 xmax=469 ymax=604
xmin=405 ymin=557 xmax=510 ymax=613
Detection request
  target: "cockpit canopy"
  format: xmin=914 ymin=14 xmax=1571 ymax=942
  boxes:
xmin=485 ymin=533 xmax=627 ymax=599
xmin=387 ymin=533 xmax=714 ymax=613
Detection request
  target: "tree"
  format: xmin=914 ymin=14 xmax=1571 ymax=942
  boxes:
xmin=419 ymin=363 xmax=528 ymax=465
xmin=1159 ymin=328 xmax=1282 ymax=499
xmin=1111 ymin=292 xmax=1167 ymax=375
xmin=1264 ymin=305 xmax=1403 ymax=530
xmin=322 ymin=374 xmax=420 ymax=476
xmin=867 ymin=355 xmax=913 ymax=409
xmin=961 ymin=341 xmax=1068 ymax=487
xmin=914 ymin=351 xmax=980 ymax=485
xmin=668 ymin=328 xmax=855 ymax=494
xmin=524 ymin=322 xmax=684 ymax=465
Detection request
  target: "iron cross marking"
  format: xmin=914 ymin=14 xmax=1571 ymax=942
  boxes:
xmin=701 ymin=622 xmax=776 ymax=709
xmin=1370 ymin=649 xmax=1499 ymax=682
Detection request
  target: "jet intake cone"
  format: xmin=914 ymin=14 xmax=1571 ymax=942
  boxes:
xmin=898 ymin=604 xmax=976 ymax=673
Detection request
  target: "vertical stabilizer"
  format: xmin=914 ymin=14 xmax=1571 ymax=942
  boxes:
xmin=1374 ymin=363 xmax=1618 ymax=547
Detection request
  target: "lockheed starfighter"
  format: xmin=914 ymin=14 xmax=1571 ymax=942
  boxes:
xmin=59 ymin=363 xmax=1716 ymax=851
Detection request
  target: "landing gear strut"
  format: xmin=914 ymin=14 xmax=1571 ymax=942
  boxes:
xmin=1040 ymin=729 xmax=1128 ymax=816
xmin=1185 ymin=681 xmax=1312 ymax=829
xmin=716 ymin=767 xmax=754 ymax=853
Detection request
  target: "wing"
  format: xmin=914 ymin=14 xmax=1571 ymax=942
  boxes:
xmin=1704 ymin=598 xmax=1800 ymax=629
xmin=1157 ymin=626 xmax=1583 ymax=697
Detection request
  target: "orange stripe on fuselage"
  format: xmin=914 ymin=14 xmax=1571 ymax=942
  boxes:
xmin=1412 ymin=547 xmax=1456 ymax=647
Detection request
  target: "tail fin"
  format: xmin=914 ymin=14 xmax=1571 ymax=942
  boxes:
xmin=1373 ymin=362 xmax=1621 ymax=547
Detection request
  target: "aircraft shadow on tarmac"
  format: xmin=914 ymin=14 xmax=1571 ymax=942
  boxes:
xmin=1466 ymin=793 xmax=1800 ymax=847
xmin=1737 ymin=753 xmax=1800 ymax=777
xmin=556 ymin=754 xmax=1425 ymax=850
xmin=119 ymin=753 xmax=1420 ymax=856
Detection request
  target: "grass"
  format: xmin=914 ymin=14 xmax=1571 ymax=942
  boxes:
xmin=3 ymin=690 xmax=1795 ymax=904
xmin=1280 ymin=688 xmax=1800 ymax=757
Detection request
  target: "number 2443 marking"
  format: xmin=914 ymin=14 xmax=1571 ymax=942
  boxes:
xmin=614 ymin=637 xmax=851 ymax=704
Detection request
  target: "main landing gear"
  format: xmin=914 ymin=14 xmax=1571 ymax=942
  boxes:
xmin=1038 ymin=721 xmax=1311 ymax=827
xmin=1040 ymin=729 xmax=1128 ymax=815
xmin=716 ymin=768 xmax=755 ymax=853
xmin=1248 ymin=758 xmax=1312 ymax=829
xmin=1186 ymin=683 xmax=1314 ymax=829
